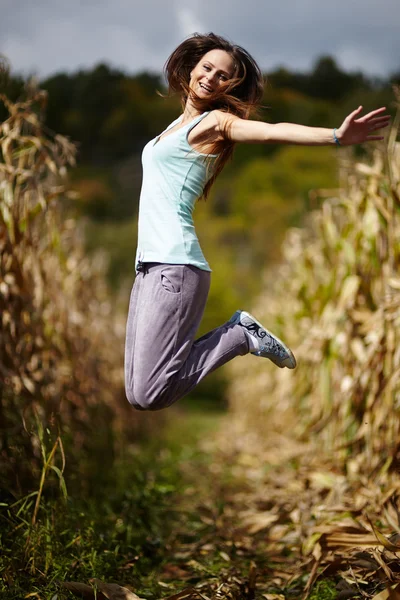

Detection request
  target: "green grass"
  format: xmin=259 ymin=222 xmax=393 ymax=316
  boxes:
xmin=0 ymin=407 xmax=223 ymax=599
xmin=309 ymin=579 xmax=338 ymax=600
xmin=1 ymin=454 xmax=175 ymax=598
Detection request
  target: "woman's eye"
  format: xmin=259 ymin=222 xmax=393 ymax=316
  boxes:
xmin=203 ymin=65 xmax=210 ymax=71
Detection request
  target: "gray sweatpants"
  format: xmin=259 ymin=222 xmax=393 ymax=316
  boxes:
xmin=124 ymin=263 xmax=249 ymax=411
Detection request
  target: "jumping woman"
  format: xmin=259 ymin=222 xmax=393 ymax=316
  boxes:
xmin=125 ymin=32 xmax=390 ymax=411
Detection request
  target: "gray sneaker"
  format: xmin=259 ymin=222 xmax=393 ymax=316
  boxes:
xmin=229 ymin=310 xmax=296 ymax=369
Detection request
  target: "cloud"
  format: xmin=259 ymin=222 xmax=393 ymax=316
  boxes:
xmin=0 ymin=0 xmax=399 ymax=79
xmin=176 ymin=2 xmax=205 ymax=39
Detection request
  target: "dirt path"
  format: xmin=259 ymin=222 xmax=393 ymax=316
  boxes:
xmin=152 ymin=408 xmax=400 ymax=600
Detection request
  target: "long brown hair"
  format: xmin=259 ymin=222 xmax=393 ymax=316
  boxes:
xmin=163 ymin=32 xmax=265 ymax=199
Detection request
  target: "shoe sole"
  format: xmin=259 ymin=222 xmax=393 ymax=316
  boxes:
xmin=240 ymin=311 xmax=297 ymax=369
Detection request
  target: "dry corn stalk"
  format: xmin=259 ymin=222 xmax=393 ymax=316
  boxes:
xmin=0 ymin=83 xmax=137 ymax=491
xmin=227 ymin=98 xmax=400 ymax=476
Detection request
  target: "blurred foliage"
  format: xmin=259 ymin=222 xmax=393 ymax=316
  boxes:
xmin=227 ymin=93 xmax=400 ymax=475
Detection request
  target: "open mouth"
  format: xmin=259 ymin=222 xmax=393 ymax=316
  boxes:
xmin=199 ymin=83 xmax=213 ymax=93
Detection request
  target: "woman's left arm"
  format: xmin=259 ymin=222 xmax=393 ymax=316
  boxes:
xmin=216 ymin=106 xmax=390 ymax=146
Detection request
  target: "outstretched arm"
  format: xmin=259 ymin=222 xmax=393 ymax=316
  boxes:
xmin=216 ymin=106 xmax=390 ymax=146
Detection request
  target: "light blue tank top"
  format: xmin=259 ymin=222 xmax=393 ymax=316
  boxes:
xmin=135 ymin=111 xmax=217 ymax=272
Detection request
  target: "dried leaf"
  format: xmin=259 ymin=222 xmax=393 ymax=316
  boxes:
xmin=372 ymin=583 xmax=400 ymax=600
xmin=61 ymin=580 xmax=144 ymax=600
xmin=162 ymin=589 xmax=199 ymax=600
xmin=91 ymin=579 xmax=144 ymax=600
xmin=368 ymin=519 xmax=400 ymax=552
xmin=371 ymin=589 xmax=391 ymax=600
xmin=160 ymin=564 xmax=192 ymax=580
xmin=309 ymin=470 xmax=342 ymax=490
xmin=371 ymin=549 xmax=394 ymax=581
xmin=61 ymin=582 xmax=105 ymax=599
xmin=241 ymin=511 xmax=278 ymax=534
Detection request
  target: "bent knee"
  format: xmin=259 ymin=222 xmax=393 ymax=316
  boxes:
xmin=125 ymin=383 xmax=171 ymax=412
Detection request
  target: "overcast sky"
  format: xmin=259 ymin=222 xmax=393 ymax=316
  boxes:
xmin=2 ymin=0 xmax=399 ymax=80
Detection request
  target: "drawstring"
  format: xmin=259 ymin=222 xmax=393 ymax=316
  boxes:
xmin=136 ymin=250 xmax=149 ymax=275
xmin=136 ymin=260 xmax=148 ymax=275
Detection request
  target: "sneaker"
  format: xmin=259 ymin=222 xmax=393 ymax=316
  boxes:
xmin=229 ymin=310 xmax=296 ymax=369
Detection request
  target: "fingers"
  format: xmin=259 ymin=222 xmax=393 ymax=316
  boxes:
xmin=340 ymin=106 xmax=390 ymax=144
xmin=358 ymin=107 xmax=388 ymax=122
xmin=348 ymin=105 xmax=364 ymax=120
xmin=366 ymin=106 xmax=387 ymax=118
xmin=369 ymin=118 xmax=390 ymax=131
xmin=369 ymin=115 xmax=391 ymax=124
xmin=372 ymin=123 xmax=390 ymax=132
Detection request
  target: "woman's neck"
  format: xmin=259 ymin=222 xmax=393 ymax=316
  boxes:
xmin=181 ymin=98 xmax=203 ymax=123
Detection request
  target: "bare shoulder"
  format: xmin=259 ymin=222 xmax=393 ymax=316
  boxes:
xmin=212 ymin=110 xmax=249 ymax=142
xmin=188 ymin=110 xmax=244 ymax=152
xmin=192 ymin=110 xmax=241 ymax=137
xmin=212 ymin=110 xmax=241 ymax=129
xmin=211 ymin=111 xmax=271 ymax=144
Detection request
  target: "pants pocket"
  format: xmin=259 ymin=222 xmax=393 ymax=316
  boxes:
xmin=160 ymin=265 xmax=183 ymax=294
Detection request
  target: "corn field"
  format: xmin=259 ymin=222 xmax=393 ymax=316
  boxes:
xmin=0 ymin=84 xmax=136 ymax=493
xmin=227 ymin=97 xmax=400 ymax=487
xmin=228 ymin=91 xmax=400 ymax=474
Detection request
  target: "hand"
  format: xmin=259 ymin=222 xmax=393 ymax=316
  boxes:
xmin=336 ymin=106 xmax=391 ymax=145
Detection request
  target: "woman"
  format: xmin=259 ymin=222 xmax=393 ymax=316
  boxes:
xmin=125 ymin=32 xmax=390 ymax=411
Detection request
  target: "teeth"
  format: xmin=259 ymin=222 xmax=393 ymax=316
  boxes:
xmin=200 ymin=83 xmax=212 ymax=92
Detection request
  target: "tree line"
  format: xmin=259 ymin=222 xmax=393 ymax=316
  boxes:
xmin=1 ymin=56 xmax=398 ymax=166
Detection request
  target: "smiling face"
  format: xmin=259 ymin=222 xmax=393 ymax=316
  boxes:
xmin=189 ymin=49 xmax=235 ymax=98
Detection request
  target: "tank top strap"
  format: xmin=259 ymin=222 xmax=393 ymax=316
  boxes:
xmin=160 ymin=115 xmax=182 ymax=136
xmin=186 ymin=111 xmax=211 ymax=135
